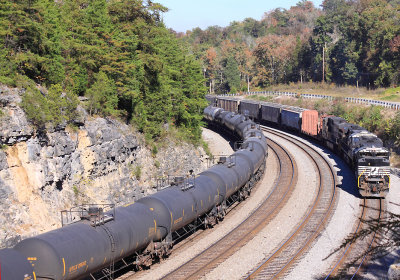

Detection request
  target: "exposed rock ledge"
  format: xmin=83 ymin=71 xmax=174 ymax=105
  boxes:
xmin=0 ymin=86 xmax=207 ymax=248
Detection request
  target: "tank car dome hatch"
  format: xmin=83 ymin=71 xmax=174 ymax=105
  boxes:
xmin=0 ymin=248 xmax=35 ymax=280
xmin=218 ymin=156 xmax=227 ymax=164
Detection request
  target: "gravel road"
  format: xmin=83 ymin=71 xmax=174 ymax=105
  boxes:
xmin=201 ymin=128 xmax=233 ymax=156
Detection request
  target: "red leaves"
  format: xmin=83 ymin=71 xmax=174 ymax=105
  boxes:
xmin=390 ymin=35 xmax=400 ymax=53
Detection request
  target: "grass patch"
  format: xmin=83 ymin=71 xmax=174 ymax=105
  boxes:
xmin=253 ymin=82 xmax=400 ymax=102
xmin=248 ymin=95 xmax=274 ymax=102
xmin=383 ymin=86 xmax=400 ymax=95
xmin=151 ymin=145 xmax=158 ymax=157
xmin=0 ymin=76 xmax=16 ymax=87
xmin=201 ymin=139 xmax=213 ymax=158
xmin=73 ymin=186 xmax=79 ymax=197
xmin=381 ymin=94 xmax=399 ymax=101
xmin=131 ymin=164 xmax=142 ymax=180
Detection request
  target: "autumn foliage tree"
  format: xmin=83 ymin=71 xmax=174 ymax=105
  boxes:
xmin=204 ymin=47 xmax=219 ymax=94
xmin=183 ymin=1 xmax=322 ymax=93
xmin=183 ymin=0 xmax=400 ymax=93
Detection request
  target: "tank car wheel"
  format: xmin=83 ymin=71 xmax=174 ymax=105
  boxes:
xmin=136 ymin=254 xmax=153 ymax=270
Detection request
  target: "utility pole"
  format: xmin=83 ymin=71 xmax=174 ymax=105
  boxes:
xmin=322 ymin=42 xmax=326 ymax=83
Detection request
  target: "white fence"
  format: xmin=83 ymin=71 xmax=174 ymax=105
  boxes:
xmin=217 ymin=91 xmax=400 ymax=111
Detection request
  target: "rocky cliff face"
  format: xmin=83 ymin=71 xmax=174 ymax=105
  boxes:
xmin=0 ymin=86 xmax=207 ymax=248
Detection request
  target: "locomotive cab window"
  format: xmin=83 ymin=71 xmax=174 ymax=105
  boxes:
xmin=350 ymin=136 xmax=360 ymax=146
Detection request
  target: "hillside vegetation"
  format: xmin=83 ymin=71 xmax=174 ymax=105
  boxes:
xmin=0 ymin=0 xmax=207 ymax=141
xmin=1 ymin=0 xmax=400 ymax=143
xmin=181 ymin=0 xmax=400 ymax=94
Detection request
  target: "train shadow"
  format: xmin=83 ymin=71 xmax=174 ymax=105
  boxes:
xmin=308 ymin=141 xmax=361 ymax=198
xmin=324 ymin=148 xmax=362 ymax=199
xmin=274 ymin=127 xmax=362 ymax=199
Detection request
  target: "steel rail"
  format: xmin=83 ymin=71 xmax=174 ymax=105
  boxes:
xmin=245 ymin=126 xmax=337 ymax=280
xmin=161 ymin=137 xmax=297 ymax=280
xmin=324 ymin=198 xmax=383 ymax=279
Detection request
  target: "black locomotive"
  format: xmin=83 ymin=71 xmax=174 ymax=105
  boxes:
xmin=0 ymin=107 xmax=267 ymax=280
xmin=209 ymin=95 xmax=391 ymax=198
xmin=321 ymin=117 xmax=390 ymax=197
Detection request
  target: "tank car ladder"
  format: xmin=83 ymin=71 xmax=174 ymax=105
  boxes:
xmin=102 ymin=226 xmax=116 ymax=280
xmin=90 ymin=225 xmax=116 ymax=280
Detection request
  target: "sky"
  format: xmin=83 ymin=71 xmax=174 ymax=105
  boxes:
xmin=156 ymin=0 xmax=324 ymax=33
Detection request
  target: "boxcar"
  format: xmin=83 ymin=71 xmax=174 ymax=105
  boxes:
xmin=301 ymin=109 xmax=320 ymax=137
xmin=260 ymin=102 xmax=282 ymax=125
xmin=239 ymin=100 xmax=260 ymax=120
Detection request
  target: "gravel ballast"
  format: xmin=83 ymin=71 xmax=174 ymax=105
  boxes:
xmin=201 ymin=131 xmax=320 ymax=280
xmin=127 ymin=127 xmax=400 ymax=280
xmin=359 ymin=173 xmax=400 ymax=280
xmin=284 ymin=135 xmax=360 ymax=279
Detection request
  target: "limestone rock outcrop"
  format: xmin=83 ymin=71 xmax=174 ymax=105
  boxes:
xmin=0 ymin=86 xmax=206 ymax=248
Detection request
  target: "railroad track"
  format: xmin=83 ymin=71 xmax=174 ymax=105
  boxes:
xmin=243 ymin=127 xmax=337 ymax=279
xmin=160 ymin=127 xmax=338 ymax=280
xmin=324 ymin=198 xmax=384 ymax=279
xmin=161 ymin=136 xmax=298 ymax=280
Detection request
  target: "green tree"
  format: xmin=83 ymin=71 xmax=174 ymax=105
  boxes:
xmin=86 ymin=71 xmax=118 ymax=116
xmin=225 ymin=56 xmax=241 ymax=92
xmin=0 ymin=0 xmax=207 ymax=141
xmin=21 ymin=87 xmax=49 ymax=128
xmin=47 ymin=84 xmax=79 ymax=126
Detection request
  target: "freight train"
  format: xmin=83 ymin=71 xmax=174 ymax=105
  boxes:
xmin=0 ymin=108 xmax=267 ymax=280
xmin=207 ymin=95 xmax=391 ymax=198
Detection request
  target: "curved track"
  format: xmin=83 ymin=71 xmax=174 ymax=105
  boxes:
xmin=324 ymin=198 xmax=383 ymax=279
xmin=161 ymin=137 xmax=298 ymax=280
xmin=244 ymin=127 xmax=337 ymax=280
xmin=162 ymin=127 xmax=338 ymax=280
